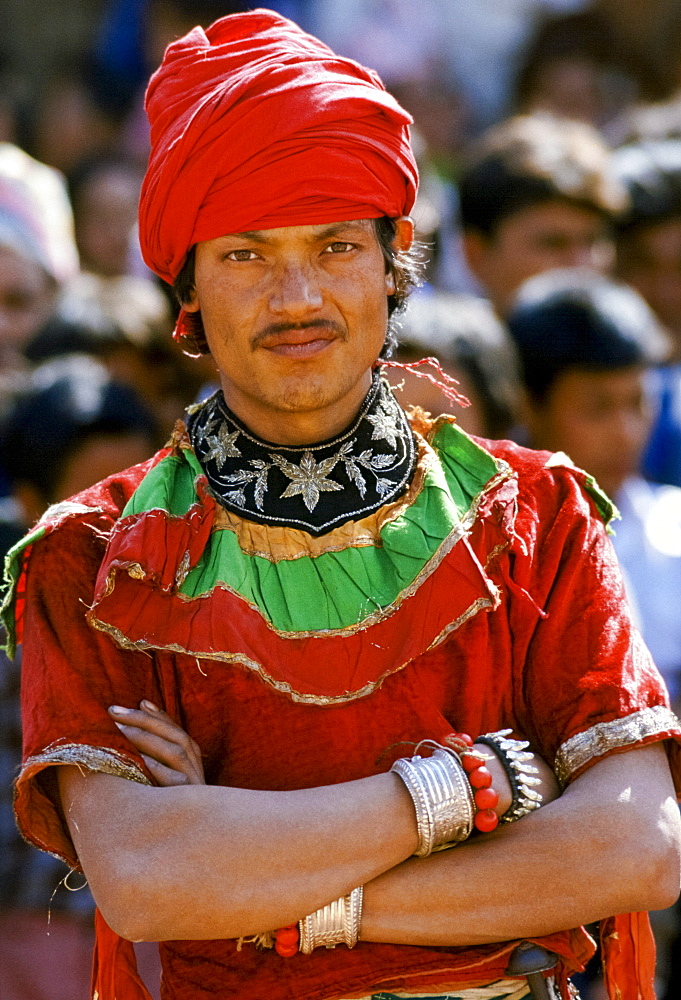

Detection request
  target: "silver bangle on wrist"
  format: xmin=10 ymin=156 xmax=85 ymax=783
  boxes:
xmin=391 ymin=745 xmax=474 ymax=857
xmin=298 ymin=885 xmax=363 ymax=954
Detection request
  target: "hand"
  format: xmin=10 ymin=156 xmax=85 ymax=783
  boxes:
xmin=108 ymin=701 xmax=206 ymax=786
xmin=471 ymin=742 xmax=560 ymax=818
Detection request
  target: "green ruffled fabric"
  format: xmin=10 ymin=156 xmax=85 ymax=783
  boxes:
xmin=121 ymin=423 xmax=502 ymax=633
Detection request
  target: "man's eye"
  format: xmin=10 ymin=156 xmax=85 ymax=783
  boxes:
xmin=226 ymin=249 xmax=259 ymax=261
xmin=324 ymin=241 xmax=354 ymax=253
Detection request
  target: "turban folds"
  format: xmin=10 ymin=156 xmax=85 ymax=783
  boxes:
xmin=139 ymin=8 xmax=418 ymax=284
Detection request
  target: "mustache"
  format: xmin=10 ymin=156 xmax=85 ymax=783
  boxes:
xmin=252 ymin=319 xmax=345 ymax=347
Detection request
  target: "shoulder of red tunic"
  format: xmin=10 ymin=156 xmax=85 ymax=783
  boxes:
xmin=1 ymin=439 xmax=174 ymax=656
xmin=471 ymin=433 xmax=617 ymax=525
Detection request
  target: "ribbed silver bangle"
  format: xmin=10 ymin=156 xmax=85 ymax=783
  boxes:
xmin=391 ymin=747 xmax=474 ymax=857
xmin=298 ymin=885 xmax=363 ymax=954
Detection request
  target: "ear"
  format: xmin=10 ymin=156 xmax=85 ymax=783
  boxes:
xmin=393 ymin=216 xmax=415 ymax=253
xmin=182 ymin=288 xmax=201 ymax=313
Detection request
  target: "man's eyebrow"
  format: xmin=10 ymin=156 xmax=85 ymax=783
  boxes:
xmin=220 ymin=222 xmax=371 ymax=243
xmin=221 ymin=230 xmax=271 ymax=244
xmin=315 ymin=222 xmax=370 ymax=238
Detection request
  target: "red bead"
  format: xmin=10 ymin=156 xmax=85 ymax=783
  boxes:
xmin=474 ymin=808 xmax=499 ymax=833
xmin=460 ymin=753 xmax=480 ymax=773
xmin=275 ymin=940 xmax=299 ymax=957
xmin=474 ymin=786 xmax=499 ymax=810
xmin=468 ymin=765 xmax=493 ymax=789
xmin=274 ymin=926 xmax=299 ymax=946
xmin=453 ymin=732 xmax=474 ymax=747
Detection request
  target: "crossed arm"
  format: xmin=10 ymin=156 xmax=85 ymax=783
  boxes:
xmin=56 ymin=703 xmax=681 ymax=945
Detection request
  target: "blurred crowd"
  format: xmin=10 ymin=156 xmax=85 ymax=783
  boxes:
xmin=2 ymin=2 xmax=681 ymax=999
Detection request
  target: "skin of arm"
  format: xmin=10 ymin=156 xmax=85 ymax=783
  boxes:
xmin=57 ymin=705 xmax=680 ymax=943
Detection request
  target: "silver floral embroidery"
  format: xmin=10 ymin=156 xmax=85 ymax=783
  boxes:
xmin=366 ymin=396 xmax=402 ymax=448
xmin=220 ymin=439 xmax=402 ymax=513
xmin=202 ymin=425 xmax=241 ymax=468
xmin=223 ymin=458 xmax=271 ymax=510
xmin=188 ymin=376 xmax=416 ymax=532
xmin=337 ymin=441 xmax=399 ymax=499
xmin=271 ymin=452 xmax=343 ymax=511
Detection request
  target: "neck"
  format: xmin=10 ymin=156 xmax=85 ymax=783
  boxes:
xmin=219 ymin=370 xmax=375 ymax=445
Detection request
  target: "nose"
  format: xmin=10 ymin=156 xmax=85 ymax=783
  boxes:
xmin=269 ymin=261 xmax=323 ymax=317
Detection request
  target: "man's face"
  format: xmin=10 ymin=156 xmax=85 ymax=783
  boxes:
xmin=617 ymin=218 xmax=681 ymax=359
xmin=524 ymin=366 xmax=652 ymax=498
xmin=185 ymin=219 xmax=397 ymax=444
xmin=464 ymin=200 xmax=614 ymax=315
xmin=0 ymin=246 xmax=56 ymax=356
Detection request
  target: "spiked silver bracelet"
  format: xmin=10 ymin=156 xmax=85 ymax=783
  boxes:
xmin=475 ymin=730 xmax=543 ymax=823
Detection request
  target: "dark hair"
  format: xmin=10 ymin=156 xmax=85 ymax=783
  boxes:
xmin=67 ymin=154 xmax=142 ymax=216
xmin=458 ymin=115 xmax=627 ymax=238
xmin=507 ymin=268 xmax=670 ymax=402
xmin=172 ymin=216 xmax=423 ymax=357
xmin=395 ymin=292 xmax=520 ymax=438
xmin=0 ymin=355 xmax=157 ymax=501
xmin=612 ymin=140 xmax=681 ymax=233
xmin=24 ymin=311 xmax=126 ymax=364
xmin=514 ymin=12 xmax=616 ymax=114
xmin=149 ymin=0 xmax=250 ymax=20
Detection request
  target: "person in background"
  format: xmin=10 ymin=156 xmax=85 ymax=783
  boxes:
xmin=512 ymin=11 xmax=638 ymax=131
xmin=0 ymin=143 xmax=78 ymax=390
xmin=28 ymin=274 xmax=211 ymax=436
xmin=613 ymin=139 xmax=681 ymax=486
xmin=458 ymin=114 xmax=626 ymax=317
xmin=506 ymin=268 xmax=679 ymax=707
xmin=0 ymin=354 xmax=160 ymax=1000
xmin=507 ymin=263 xmax=681 ymax=1000
xmin=68 ymin=155 xmax=145 ymax=279
xmin=390 ymin=291 xmax=520 ymax=440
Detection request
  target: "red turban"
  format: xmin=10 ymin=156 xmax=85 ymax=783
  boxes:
xmin=139 ymin=8 xmax=418 ymax=285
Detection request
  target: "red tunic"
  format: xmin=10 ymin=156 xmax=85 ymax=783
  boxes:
xmin=9 ymin=424 xmax=681 ymax=1000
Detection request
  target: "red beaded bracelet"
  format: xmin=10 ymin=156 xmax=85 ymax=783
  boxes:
xmin=450 ymin=731 xmax=500 ymax=833
xmin=274 ymin=923 xmax=299 ymax=957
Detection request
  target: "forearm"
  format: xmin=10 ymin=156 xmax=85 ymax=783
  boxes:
xmin=361 ymin=743 xmax=681 ymax=946
xmin=58 ymin=766 xmax=419 ymax=941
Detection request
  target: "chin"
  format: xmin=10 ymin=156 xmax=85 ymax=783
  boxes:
xmin=272 ymin=366 xmax=367 ymax=414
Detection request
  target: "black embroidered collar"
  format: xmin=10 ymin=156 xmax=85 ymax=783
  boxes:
xmin=187 ymin=375 xmax=416 ymax=536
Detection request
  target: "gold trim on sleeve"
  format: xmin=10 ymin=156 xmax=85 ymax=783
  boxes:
xmin=22 ymin=742 xmax=152 ymax=785
xmin=554 ymin=705 xmax=680 ymax=786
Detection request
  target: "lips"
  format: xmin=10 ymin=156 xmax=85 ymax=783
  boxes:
xmin=256 ymin=322 xmax=342 ymax=357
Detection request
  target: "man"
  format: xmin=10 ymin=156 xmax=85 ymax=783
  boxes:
xmin=458 ymin=114 xmax=626 ymax=316
xmin=4 ymin=11 xmax=680 ymax=1000
xmin=0 ymin=142 xmax=78 ymax=383
xmin=506 ymin=267 xmax=680 ymax=711
xmin=613 ymin=139 xmax=681 ymax=488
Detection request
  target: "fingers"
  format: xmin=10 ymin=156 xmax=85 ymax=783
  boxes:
xmin=108 ymin=702 xmax=205 ymax=786
xmin=140 ymin=754 xmax=194 ymax=787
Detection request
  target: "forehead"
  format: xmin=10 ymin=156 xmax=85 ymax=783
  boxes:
xmin=0 ymin=244 xmax=51 ymax=292
xmin=500 ymin=200 xmax=606 ymax=236
xmin=202 ymin=219 xmax=378 ymax=248
xmin=551 ymin=366 xmax=646 ymax=403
